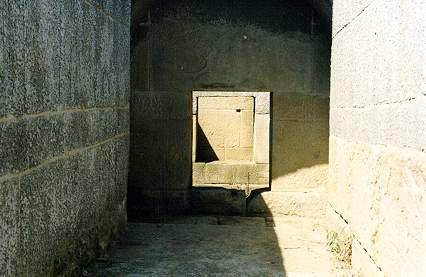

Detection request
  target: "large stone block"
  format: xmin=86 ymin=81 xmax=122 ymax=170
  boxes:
xmin=224 ymin=147 xmax=253 ymax=161
xmin=329 ymin=136 xmax=426 ymax=276
xmin=331 ymin=0 xmax=425 ymax=109
xmin=332 ymin=0 xmax=373 ymax=37
xmin=0 ymin=1 xmax=26 ymax=117
xmin=273 ymin=93 xmax=306 ymax=121
xmin=194 ymin=162 xmax=269 ymax=185
xmin=23 ymin=114 xmax=65 ymax=170
xmin=0 ymin=177 xmax=19 ymax=276
xmin=271 ymin=120 xmax=328 ymax=189
xmin=351 ymin=239 xmax=385 ymax=277
xmin=129 ymin=118 xmax=191 ymax=191
xmin=240 ymin=110 xmax=254 ymax=148
xmin=197 ymin=96 xmax=254 ymax=111
xmin=272 ymin=164 xmax=328 ymax=191
xmin=254 ymin=114 xmax=270 ymax=164
xmin=190 ymin=187 xmax=246 ymax=215
xmin=331 ymin=98 xmax=426 ymax=151
xmin=132 ymin=91 xmax=192 ymax=121
xmin=247 ymin=190 xmax=326 ymax=218
xmin=0 ymin=120 xmax=25 ymax=176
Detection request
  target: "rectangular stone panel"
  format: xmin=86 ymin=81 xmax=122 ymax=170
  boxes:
xmin=254 ymin=114 xmax=270 ymax=164
xmin=0 ymin=177 xmax=19 ymax=276
xmin=197 ymin=97 xmax=254 ymax=111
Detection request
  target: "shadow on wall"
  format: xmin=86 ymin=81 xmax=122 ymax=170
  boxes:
xmin=195 ymin=123 xmax=219 ymax=162
xmin=131 ymin=0 xmax=331 ymax=196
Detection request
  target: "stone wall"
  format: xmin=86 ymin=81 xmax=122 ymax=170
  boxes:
xmin=0 ymin=0 xmax=130 ymax=275
xmin=196 ymin=97 xmax=255 ymax=161
xmin=329 ymin=0 xmax=426 ymax=275
xmin=128 ymin=91 xmax=192 ymax=215
xmin=130 ymin=0 xmax=331 ymax=214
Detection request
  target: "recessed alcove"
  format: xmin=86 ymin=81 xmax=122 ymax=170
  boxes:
xmin=192 ymin=91 xmax=271 ymax=194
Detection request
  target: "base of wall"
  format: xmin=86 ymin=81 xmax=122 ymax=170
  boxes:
xmin=326 ymin=204 xmax=384 ymax=277
xmin=46 ymin=202 xmax=127 ymax=276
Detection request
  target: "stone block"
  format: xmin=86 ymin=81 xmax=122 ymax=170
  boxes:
xmin=203 ymin=162 xmax=235 ymax=184
xmin=129 ymin=118 xmax=191 ymax=191
xmin=332 ymin=0 xmax=372 ymax=37
xmin=254 ymin=92 xmax=270 ymax=114
xmin=331 ymin=0 xmax=424 ymax=109
xmin=23 ymin=114 xmax=65 ymax=170
xmin=224 ymin=147 xmax=253 ymax=161
xmin=254 ymin=114 xmax=270 ymax=164
xmin=192 ymin=162 xmax=206 ymax=184
xmin=190 ymin=188 xmax=246 ymax=215
xmin=273 ymin=93 xmax=306 ymax=121
xmin=218 ymin=216 xmax=266 ymax=226
xmin=197 ymin=96 xmax=254 ymax=111
xmin=329 ymin=136 xmax=426 ymax=276
xmin=271 ymin=120 xmax=328 ymax=187
xmin=0 ymin=177 xmax=19 ymax=276
xmin=127 ymin=188 xmax=190 ymax=215
xmin=351 ymin=240 xmax=385 ymax=277
xmin=272 ymin=164 xmax=328 ymax=192
xmin=0 ymin=120 xmax=25 ymax=176
xmin=247 ymin=190 xmax=326 ymax=218
xmin=192 ymin=115 xmax=197 ymax=162
xmin=132 ymin=91 xmax=191 ymax=121
xmin=305 ymin=95 xmax=329 ymax=123
xmin=240 ymin=110 xmax=254 ymax=148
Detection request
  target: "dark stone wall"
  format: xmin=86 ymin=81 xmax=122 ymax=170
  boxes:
xmin=0 ymin=0 xmax=130 ymax=275
xmin=128 ymin=91 xmax=192 ymax=216
xmin=130 ymin=0 xmax=330 ymax=215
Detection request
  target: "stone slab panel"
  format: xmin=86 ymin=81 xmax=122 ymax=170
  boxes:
xmin=197 ymin=96 xmax=254 ymax=111
xmin=132 ymin=91 xmax=192 ymax=121
xmin=271 ymin=120 xmax=328 ymax=190
xmin=331 ymin=0 xmax=425 ymax=109
xmin=0 ymin=177 xmax=19 ymax=276
xmin=254 ymin=114 xmax=270 ymax=164
xmin=272 ymin=164 xmax=328 ymax=192
xmin=194 ymin=162 xmax=269 ymax=185
xmin=130 ymin=118 xmax=192 ymax=191
xmin=329 ymin=136 xmax=426 ymax=276
xmin=273 ymin=93 xmax=306 ymax=121
xmin=332 ymin=0 xmax=374 ymax=37
xmin=190 ymin=188 xmax=246 ymax=215
xmin=247 ymin=190 xmax=326 ymax=218
xmin=351 ymin=239 xmax=385 ymax=277
xmin=240 ymin=110 xmax=254 ymax=148
xmin=330 ymin=97 xmax=426 ymax=152
xmin=224 ymin=147 xmax=253 ymax=161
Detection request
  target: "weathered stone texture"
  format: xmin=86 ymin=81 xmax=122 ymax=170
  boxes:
xmin=329 ymin=136 xmax=426 ymax=276
xmin=247 ymin=189 xmax=326 ymax=218
xmin=197 ymin=97 xmax=255 ymax=161
xmin=0 ymin=0 xmax=130 ymax=275
xmin=330 ymin=0 xmax=426 ymax=275
xmin=128 ymin=92 xmax=192 ymax=214
xmin=193 ymin=162 xmax=269 ymax=185
xmin=132 ymin=0 xmax=331 ymax=197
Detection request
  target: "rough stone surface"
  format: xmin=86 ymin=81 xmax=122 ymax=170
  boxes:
xmin=247 ymin=190 xmax=326 ymax=218
xmin=0 ymin=0 xmax=130 ymax=275
xmin=86 ymin=217 xmax=341 ymax=276
xmin=328 ymin=136 xmax=426 ymax=276
xmin=128 ymin=91 xmax=192 ymax=214
xmin=330 ymin=0 xmax=426 ymax=275
xmin=131 ymin=0 xmax=331 ymax=199
xmin=190 ymin=188 xmax=246 ymax=215
xmin=193 ymin=161 xmax=269 ymax=185
xmin=197 ymin=97 xmax=255 ymax=161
